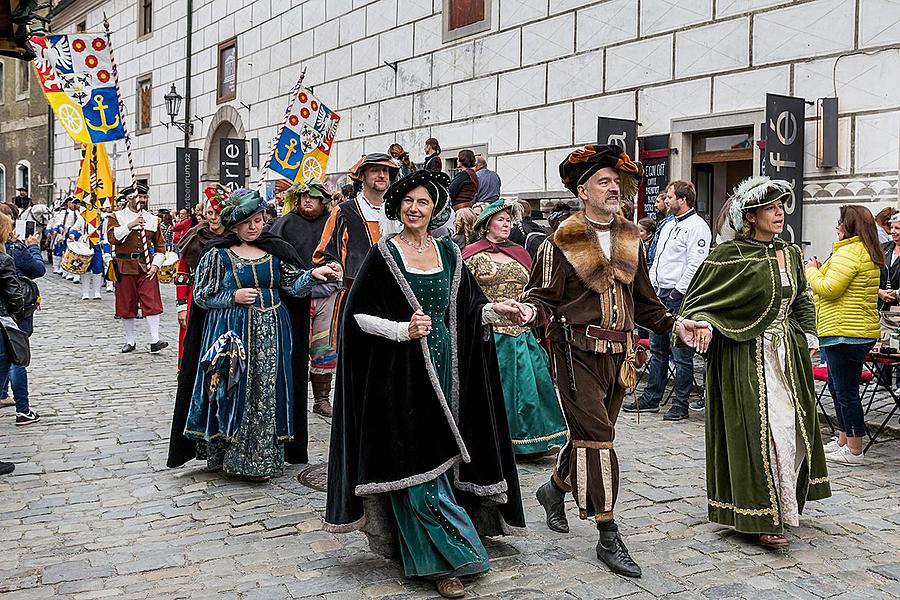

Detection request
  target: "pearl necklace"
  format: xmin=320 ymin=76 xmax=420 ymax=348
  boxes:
xmin=399 ymin=233 xmax=432 ymax=255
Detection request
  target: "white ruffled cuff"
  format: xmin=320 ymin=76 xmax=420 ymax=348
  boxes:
xmin=354 ymin=313 xmax=411 ymax=342
xmin=482 ymin=303 xmax=500 ymax=325
xmin=805 ymin=333 xmax=820 ymax=350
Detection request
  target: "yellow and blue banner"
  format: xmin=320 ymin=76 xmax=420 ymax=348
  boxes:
xmin=268 ymin=88 xmax=341 ymax=183
xmin=29 ymin=34 xmax=126 ymax=144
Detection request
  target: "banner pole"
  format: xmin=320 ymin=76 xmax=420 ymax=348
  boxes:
xmin=256 ymin=67 xmax=307 ymax=194
xmin=104 ymin=13 xmax=150 ymax=268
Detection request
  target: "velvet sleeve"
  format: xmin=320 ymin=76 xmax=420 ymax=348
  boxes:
xmin=193 ymin=250 xmax=235 ymax=309
xmin=312 ymin=205 xmax=344 ymax=267
xmin=521 ymin=240 xmax=565 ymax=328
xmin=280 ymin=261 xmax=317 ymax=298
xmin=789 ymin=246 xmax=818 ymax=336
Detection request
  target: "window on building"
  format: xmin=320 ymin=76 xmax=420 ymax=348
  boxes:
xmin=444 ymin=145 xmax=487 ymax=179
xmin=0 ymin=165 xmax=5 ymax=202
xmin=16 ymin=60 xmax=29 ymax=97
xmin=217 ymin=38 xmax=237 ymax=103
xmin=136 ymin=75 xmax=152 ymax=133
xmin=443 ymin=0 xmax=491 ymax=42
xmin=76 ymin=20 xmax=86 ymax=33
xmin=0 ymin=63 xmax=5 ymax=105
xmin=138 ymin=0 xmax=153 ymax=37
xmin=16 ymin=161 xmax=30 ymax=196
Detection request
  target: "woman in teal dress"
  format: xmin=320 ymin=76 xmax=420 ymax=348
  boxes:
xmin=325 ymin=170 xmax=527 ymax=599
xmin=462 ymin=199 xmax=567 ymax=456
xmin=168 ymin=189 xmax=341 ymax=481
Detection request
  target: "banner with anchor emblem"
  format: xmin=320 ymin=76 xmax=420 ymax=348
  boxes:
xmin=29 ymin=34 xmax=126 ymax=144
xmin=269 ymin=87 xmax=341 ymax=184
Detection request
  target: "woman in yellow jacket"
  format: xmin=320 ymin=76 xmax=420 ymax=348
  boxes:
xmin=806 ymin=205 xmax=883 ymax=466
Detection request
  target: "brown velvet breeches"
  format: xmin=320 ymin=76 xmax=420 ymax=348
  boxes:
xmin=550 ymin=345 xmax=626 ymax=523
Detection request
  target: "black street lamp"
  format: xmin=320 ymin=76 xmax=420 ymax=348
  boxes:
xmin=163 ymin=83 xmax=194 ymax=135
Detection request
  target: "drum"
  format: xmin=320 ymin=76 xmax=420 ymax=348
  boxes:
xmin=157 ymin=251 xmax=179 ymax=284
xmin=61 ymin=241 xmax=94 ymax=274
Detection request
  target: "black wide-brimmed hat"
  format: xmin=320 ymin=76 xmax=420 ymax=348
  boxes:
xmin=559 ymin=144 xmax=642 ymax=199
xmin=383 ymin=169 xmax=452 ymax=230
xmin=118 ymin=182 xmax=150 ymax=200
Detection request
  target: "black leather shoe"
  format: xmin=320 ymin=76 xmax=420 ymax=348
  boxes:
xmin=0 ymin=461 xmax=14 ymax=475
xmin=663 ymin=407 xmax=689 ymax=421
xmin=121 ymin=343 xmax=136 ymax=353
xmin=149 ymin=341 xmax=169 ymax=353
xmin=596 ymin=530 xmax=642 ymax=578
xmin=622 ymin=398 xmax=660 ymax=413
xmin=536 ymin=481 xmax=569 ymax=533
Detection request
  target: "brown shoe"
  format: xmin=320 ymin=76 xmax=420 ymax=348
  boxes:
xmin=0 ymin=397 xmax=15 ymax=408
xmin=757 ymin=534 xmax=789 ymax=549
xmin=313 ymin=398 xmax=333 ymax=417
xmin=435 ymin=577 xmax=465 ymax=599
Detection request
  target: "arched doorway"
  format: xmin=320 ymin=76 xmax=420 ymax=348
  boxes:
xmin=202 ymin=105 xmax=246 ymax=185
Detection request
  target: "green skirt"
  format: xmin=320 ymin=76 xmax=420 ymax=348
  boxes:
xmin=389 ymin=474 xmax=490 ymax=580
xmin=494 ymin=331 xmax=567 ymax=455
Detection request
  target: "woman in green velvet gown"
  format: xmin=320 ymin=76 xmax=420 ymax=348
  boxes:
xmin=680 ymin=177 xmax=830 ymax=548
xmin=327 ymin=170 xmax=527 ymax=599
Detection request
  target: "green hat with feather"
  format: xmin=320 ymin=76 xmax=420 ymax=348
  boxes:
xmin=283 ymin=178 xmax=330 ymax=214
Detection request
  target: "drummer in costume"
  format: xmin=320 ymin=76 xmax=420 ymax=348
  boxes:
xmin=106 ymin=182 xmax=168 ymax=354
xmin=175 ymin=185 xmax=227 ymax=360
xmin=462 ymin=198 xmax=567 ymax=456
xmin=77 ymin=198 xmax=110 ymax=300
xmin=267 ymin=178 xmax=337 ymax=417
xmin=520 ymin=145 xmax=710 ymax=578
xmin=64 ymin=207 xmax=86 ymax=284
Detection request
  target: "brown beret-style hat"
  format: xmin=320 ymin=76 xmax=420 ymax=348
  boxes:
xmin=559 ymin=144 xmax=642 ymax=199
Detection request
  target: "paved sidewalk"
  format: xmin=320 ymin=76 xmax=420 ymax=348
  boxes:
xmin=1 ymin=273 xmax=899 ymax=599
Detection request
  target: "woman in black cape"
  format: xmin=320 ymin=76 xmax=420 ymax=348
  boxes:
xmin=324 ymin=170 xmax=527 ymax=599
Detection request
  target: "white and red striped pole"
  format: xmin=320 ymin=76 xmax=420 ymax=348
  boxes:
xmin=103 ymin=14 xmax=151 ymax=269
xmin=256 ymin=67 xmax=307 ymax=193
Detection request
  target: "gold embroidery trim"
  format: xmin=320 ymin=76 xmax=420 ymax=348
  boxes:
xmin=512 ymin=431 xmax=567 ymax=445
xmin=708 ymin=499 xmax=778 ymax=517
xmin=755 ymin=338 xmax=781 ymax=526
xmin=809 ymin=477 xmax=829 ymax=485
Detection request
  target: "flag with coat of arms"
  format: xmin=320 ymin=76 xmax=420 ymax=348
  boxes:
xmin=268 ymin=87 xmax=341 ymax=183
xmin=29 ymin=34 xmax=126 ymax=144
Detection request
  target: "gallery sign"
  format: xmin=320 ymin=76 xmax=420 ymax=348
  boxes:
xmin=219 ymin=137 xmax=246 ymax=191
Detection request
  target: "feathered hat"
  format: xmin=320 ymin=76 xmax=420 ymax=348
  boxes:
xmin=559 ymin=144 xmax=642 ymax=200
xmin=283 ymin=178 xmax=330 ymax=214
xmin=203 ymin=184 xmax=228 ymax=213
xmin=719 ymin=176 xmax=793 ymax=241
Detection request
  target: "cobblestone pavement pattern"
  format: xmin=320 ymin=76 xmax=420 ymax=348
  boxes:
xmin=2 ymin=275 xmax=900 ymax=600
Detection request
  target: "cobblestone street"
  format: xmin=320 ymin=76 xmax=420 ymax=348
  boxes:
xmin=1 ymin=273 xmax=899 ymax=600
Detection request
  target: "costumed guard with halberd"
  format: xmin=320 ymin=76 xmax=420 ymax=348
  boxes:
xmin=521 ymin=145 xmax=710 ymax=578
xmin=175 ymin=185 xmax=226 ymax=360
xmin=266 ymin=177 xmax=337 ymax=417
xmin=106 ymin=183 xmax=168 ymax=353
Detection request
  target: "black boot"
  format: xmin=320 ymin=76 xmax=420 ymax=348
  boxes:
xmin=596 ymin=525 xmax=642 ymax=578
xmin=536 ymin=480 xmax=569 ymax=533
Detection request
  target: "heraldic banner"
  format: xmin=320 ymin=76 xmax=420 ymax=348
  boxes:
xmin=29 ymin=34 xmax=126 ymax=144
xmin=268 ymin=87 xmax=341 ymax=183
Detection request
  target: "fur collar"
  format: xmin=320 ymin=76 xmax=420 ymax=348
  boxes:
xmin=551 ymin=211 xmax=640 ymax=293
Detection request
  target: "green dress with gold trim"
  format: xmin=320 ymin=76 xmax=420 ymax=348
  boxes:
xmin=465 ymin=252 xmax=567 ymax=455
xmin=681 ymin=238 xmax=831 ymax=535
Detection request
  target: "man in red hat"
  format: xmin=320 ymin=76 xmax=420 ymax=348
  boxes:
xmin=520 ymin=144 xmax=710 ymax=578
xmin=107 ymin=183 xmax=168 ymax=353
xmin=173 ymin=185 xmax=226 ymax=360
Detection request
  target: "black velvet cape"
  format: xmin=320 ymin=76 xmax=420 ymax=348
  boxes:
xmin=167 ymin=231 xmax=312 ymax=468
xmin=324 ymin=236 xmax=526 ymax=542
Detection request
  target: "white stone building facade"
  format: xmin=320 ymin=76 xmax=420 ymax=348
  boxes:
xmin=50 ymin=0 xmax=900 ymax=257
